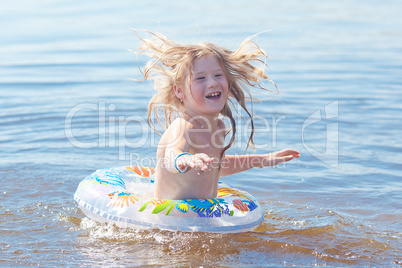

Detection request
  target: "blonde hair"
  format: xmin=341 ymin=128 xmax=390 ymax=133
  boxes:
xmin=132 ymin=29 xmax=277 ymax=157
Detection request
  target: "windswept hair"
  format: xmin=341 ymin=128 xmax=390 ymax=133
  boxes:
xmin=131 ymin=29 xmax=277 ymax=157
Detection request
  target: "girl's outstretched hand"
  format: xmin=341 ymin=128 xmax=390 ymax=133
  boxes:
xmin=260 ymin=149 xmax=300 ymax=167
xmin=176 ymin=153 xmax=214 ymax=173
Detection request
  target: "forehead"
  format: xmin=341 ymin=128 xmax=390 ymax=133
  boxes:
xmin=192 ymin=54 xmax=223 ymax=72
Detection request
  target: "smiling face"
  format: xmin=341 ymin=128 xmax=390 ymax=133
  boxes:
xmin=174 ymin=54 xmax=229 ymax=118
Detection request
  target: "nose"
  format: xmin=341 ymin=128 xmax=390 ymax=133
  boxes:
xmin=207 ymin=77 xmax=218 ymax=88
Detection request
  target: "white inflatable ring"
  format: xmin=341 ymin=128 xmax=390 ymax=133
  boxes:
xmin=74 ymin=166 xmax=264 ymax=233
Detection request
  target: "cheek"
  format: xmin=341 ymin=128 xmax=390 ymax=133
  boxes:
xmin=221 ymin=79 xmax=229 ymax=92
xmin=186 ymin=85 xmax=203 ymax=102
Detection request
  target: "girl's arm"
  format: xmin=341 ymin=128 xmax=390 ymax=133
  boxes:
xmin=220 ymin=149 xmax=300 ymax=177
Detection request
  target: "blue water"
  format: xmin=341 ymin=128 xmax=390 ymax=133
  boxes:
xmin=1 ymin=0 xmax=401 ymax=266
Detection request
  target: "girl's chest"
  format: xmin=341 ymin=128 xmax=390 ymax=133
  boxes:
xmin=188 ymin=130 xmax=224 ymax=160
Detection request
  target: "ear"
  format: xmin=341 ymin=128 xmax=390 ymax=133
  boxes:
xmin=173 ymin=85 xmax=185 ymax=100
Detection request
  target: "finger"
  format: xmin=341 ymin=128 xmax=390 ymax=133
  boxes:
xmin=177 ymin=154 xmax=193 ymax=170
xmin=263 ymin=154 xmax=295 ymax=167
xmin=270 ymin=155 xmax=294 ymax=166
xmin=196 ymin=153 xmax=214 ymax=163
xmin=190 ymin=156 xmax=210 ymax=171
xmin=188 ymin=160 xmax=197 ymax=169
xmin=198 ymin=160 xmax=210 ymax=171
xmin=199 ymin=162 xmax=209 ymax=171
xmin=177 ymin=161 xmax=189 ymax=170
xmin=176 ymin=157 xmax=187 ymax=168
xmin=281 ymin=155 xmax=295 ymax=162
xmin=188 ymin=157 xmax=203 ymax=169
xmin=276 ymin=149 xmax=300 ymax=158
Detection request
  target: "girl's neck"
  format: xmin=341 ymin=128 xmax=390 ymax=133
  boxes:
xmin=181 ymin=111 xmax=220 ymax=131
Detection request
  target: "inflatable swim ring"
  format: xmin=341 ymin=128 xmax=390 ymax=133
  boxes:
xmin=74 ymin=166 xmax=264 ymax=233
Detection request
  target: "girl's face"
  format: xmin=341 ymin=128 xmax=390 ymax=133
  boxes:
xmin=175 ymin=55 xmax=229 ymax=117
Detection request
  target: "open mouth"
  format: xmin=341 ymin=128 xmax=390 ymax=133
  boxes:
xmin=206 ymin=92 xmax=221 ymax=99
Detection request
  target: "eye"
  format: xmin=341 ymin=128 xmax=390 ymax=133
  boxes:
xmin=196 ymin=76 xmax=205 ymax=80
xmin=215 ymin=74 xmax=223 ymax=78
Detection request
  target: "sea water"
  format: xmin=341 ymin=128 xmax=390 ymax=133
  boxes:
xmin=1 ymin=0 xmax=401 ymax=266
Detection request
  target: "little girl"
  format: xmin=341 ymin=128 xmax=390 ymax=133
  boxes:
xmin=134 ymin=30 xmax=299 ymax=200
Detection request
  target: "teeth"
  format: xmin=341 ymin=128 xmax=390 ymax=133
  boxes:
xmin=207 ymin=92 xmax=220 ymax=97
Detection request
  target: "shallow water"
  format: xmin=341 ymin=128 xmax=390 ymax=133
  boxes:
xmin=1 ymin=0 xmax=401 ymax=266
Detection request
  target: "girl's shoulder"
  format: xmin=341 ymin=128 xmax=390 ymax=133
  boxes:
xmin=166 ymin=117 xmax=195 ymax=136
xmin=171 ymin=117 xmax=194 ymax=129
xmin=159 ymin=117 xmax=192 ymax=149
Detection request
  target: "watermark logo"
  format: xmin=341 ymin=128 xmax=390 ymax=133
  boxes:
xmin=64 ymin=101 xmax=339 ymax=167
xmin=64 ymin=102 xmax=287 ymax=160
xmin=302 ymin=101 xmax=339 ymax=167
xmin=64 ymin=102 xmax=153 ymax=160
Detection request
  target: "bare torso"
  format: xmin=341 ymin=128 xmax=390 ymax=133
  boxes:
xmin=154 ymin=117 xmax=224 ymax=200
